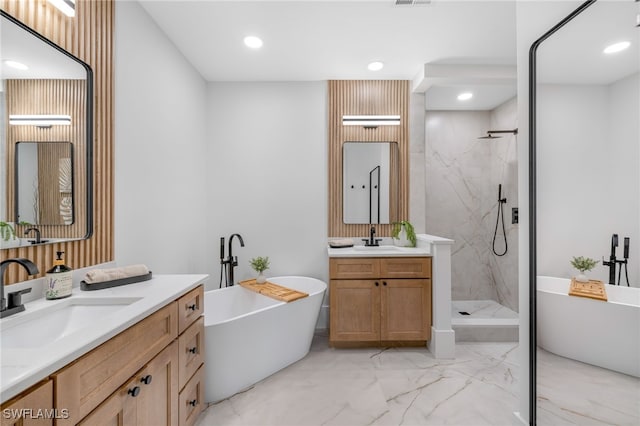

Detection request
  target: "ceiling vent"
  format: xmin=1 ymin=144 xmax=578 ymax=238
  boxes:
xmin=395 ymin=0 xmax=431 ymax=6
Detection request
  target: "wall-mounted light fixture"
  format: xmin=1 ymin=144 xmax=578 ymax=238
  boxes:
xmin=47 ymin=0 xmax=76 ymax=18
xmin=342 ymin=115 xmax=401 ymax=127
xmin=9 ymin=114 xmax=72 ymax=128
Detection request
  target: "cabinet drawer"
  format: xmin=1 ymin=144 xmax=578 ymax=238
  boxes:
xmin=330 ymin=258 xmax=380 ymax=279
xmin=380 ymin=257 xmax=431 ymax=278
xmin=179 ymin=316 xmax=205 ymax=390
xmin=178 ymin=286 xmax=204 ymax=334
xmin=0 ymin=380 xmax=53 ymax=426
xmin=53 ymin=302 xmax=178 ymax=425
xmin=178 ymin=365 xmax=205 ymax=426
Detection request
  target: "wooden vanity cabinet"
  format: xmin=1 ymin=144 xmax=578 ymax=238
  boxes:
xmin=0 ymin=379 xmax=53 ymax=426
xmin=48 ymin=284 xmax=205 ymax=426
xmin=329 ymin=257 xmax=432 ymax=346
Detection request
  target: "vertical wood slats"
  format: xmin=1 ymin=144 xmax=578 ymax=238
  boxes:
xmin=1 ymin=0 xmax=113 ymax=284
xmin=328 ymin=80 xmax=409 ymax=238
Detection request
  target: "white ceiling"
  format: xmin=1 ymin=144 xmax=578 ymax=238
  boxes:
xmin=138 ymin=0 xmax=518 ymax=82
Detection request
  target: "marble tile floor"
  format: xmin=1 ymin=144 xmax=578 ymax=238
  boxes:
xmin=536 ymin=348 xmax=640 ymax=426
xmin=195 ymin=332 xmax=520 ymax=426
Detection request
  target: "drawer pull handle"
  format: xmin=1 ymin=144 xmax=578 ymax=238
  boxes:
xmin=188 ymin=347 xmax=198 ymax=354
xmin=375 ymin=282 xmax=379 ymax=287
xmin=187 ymin=303 xmax=197 ymax=311
xmin=128 ymin=386 xmax=141 ymax=397
xmin=140 ymin=375 xmax=153 ymax=385
xmin=383 ymin=281 xmax=387 ymax=286
xmin=188 ymin=399 xmax=198 ymax=407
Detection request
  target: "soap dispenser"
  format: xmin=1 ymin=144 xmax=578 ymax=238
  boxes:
xmin=45 ymin=251 xmax=73 ymax=299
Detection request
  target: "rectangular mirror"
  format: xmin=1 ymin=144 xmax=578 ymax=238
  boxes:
xmin=1 ymin=11 xmax=93 ymax=246
xmin=342 ymin=141 xmax=399 ymax=224
xmin=15 ymin=141 xmax=74 ymax=226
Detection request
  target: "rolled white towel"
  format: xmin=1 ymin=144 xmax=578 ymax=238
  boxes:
xmin=84 ymin=264 xmax=149 ymax=284
xmin=329 ymin=238 xmax=354 ymax=248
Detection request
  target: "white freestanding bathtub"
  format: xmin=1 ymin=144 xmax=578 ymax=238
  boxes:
xmin=537 ymin=276 xmax=640 ymax=377
xmin=203 ymin=276 xmax=326 ymax=402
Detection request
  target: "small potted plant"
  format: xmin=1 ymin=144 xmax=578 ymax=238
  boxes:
xmin=570 ymin=256 xmax=599 ymax=283
xmin=249 ymin=256 xmax=270 ymax=284
xmin=0 ymin=221 xmax=20 ymax=249
xmin=391 ymin=220 xmax=417 ymax=247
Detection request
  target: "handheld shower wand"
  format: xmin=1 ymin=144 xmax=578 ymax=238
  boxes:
xmin=492 ymin=184 xmax=508 ymax=256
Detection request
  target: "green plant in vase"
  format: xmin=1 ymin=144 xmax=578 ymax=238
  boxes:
xmin=391 ymin=220 xmax=416 ymax=247
xmin=0 ymin=221 xmax=16 ymax=242
xmin=249 ymin=256 xmax=270 ymax=284
xmin=570 ymin=256 xmax=599 ymax=283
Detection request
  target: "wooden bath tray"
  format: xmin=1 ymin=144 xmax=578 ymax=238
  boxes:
xmin=569 ymin=278 xmax=607 ymax=301
xmin=239 ymin=279 xmax=308 ymax=302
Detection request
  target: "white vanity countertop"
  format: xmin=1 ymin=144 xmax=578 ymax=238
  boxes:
xmin=0 ymin=274 xmax=208 ymax=403
xmin=327 ymin=236 xmax=432 ymax=258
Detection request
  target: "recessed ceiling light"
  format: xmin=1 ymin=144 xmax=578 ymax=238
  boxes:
xmin=368 ymin=62 xmax=384 ymax=71
xmin=457 ymin=92 xmax=473 ymax=101
xmin=603 ymin=41 xmax=630 ymax=54
xmin=244 ymin=36 xmax=263 ymax=49
xmin=3 ymin=60 xmax=28 ymax=70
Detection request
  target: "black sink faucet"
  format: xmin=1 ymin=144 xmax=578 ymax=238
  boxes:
xmin=1 ymin=258 xmax=38 ymax=318
xmin=24 ymin=227 xmax=41 ymax=244
xmin=363 ymin=226 xmax=382 ymax=247
xmin=223 ymin=233 xmax=245 ymax=286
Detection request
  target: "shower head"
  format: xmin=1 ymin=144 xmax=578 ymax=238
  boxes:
xmin=478 ymin=128 xmax=518 ymax=139
xmin=478 ymin=133 xmax=502 ymax=139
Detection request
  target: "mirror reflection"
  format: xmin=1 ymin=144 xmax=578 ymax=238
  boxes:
xmin=16 ymin=142 xmax=74 ymax=226
xmin=535 ymin=1 xmax=639 ymax=424
xmin=1 ymin=11 xmax=92 ymax=246
xmin=342 ymin=141 xmax=399 ymax=224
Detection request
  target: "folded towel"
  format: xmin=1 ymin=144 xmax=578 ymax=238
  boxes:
xmin=329 ymin=238 xmax=354 ymax=248
xmin=84 ymin=264 xmax=150 ymax=284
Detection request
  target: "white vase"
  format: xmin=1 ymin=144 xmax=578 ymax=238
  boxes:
xmin=575 ymin=273 xmax=589 ymax=283
xmin=256 ymin=272 xmax=266 ymax=284
xmin=392 ymin=227 xmax=412 ymax=247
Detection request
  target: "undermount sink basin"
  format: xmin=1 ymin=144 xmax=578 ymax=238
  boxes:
xmin=0 ymin=297 xmax=142 ymax=349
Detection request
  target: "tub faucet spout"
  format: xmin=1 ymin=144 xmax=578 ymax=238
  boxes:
xmin=602 ymin=233 xmax=618 ymax=285
xmin=223 ymin=233 xmax=245 ymax=286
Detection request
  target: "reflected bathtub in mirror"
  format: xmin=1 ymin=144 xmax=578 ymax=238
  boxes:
xmin=537 ymin=276 xmax=639 ymax=378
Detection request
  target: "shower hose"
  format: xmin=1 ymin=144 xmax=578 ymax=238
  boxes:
xmin=493 ymin=184 xmax=508 ymax=257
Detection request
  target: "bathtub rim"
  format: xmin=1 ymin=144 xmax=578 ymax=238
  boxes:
xmin=204 ymin=275 xmax=327 ymax=327
xmin=537 ymin=275 xmax=640 ymax=307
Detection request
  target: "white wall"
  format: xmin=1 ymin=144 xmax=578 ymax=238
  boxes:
xmin=537 ymin=80 xmax=639 ymax=286
xmin=205 ymin=82 xmax=328 ymax=293
xmin=114 ymin=1 xmax=210 ymax=275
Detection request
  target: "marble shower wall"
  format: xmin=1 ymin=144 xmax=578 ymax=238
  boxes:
xmin=424 ymin=98 xmax=518 ymax=311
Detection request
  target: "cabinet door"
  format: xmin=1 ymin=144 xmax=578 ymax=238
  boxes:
xmin=136 ymin=341 xmax=179 ymax=426
xmin=330 ymin=280 xmax=380 ymax=343
xmin=78 ymin=378 xmax=137 ymax=426
xmin=0 ymin=380 xmax=53 ymax=426
xmin=381 ymin=279 xmax=431 ymax=341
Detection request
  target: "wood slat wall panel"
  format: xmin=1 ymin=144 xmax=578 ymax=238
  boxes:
xmin=1 ymin=0 xmax=113 ymax=284
xmin=328 ymin=80 xmax=409 ymax=238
